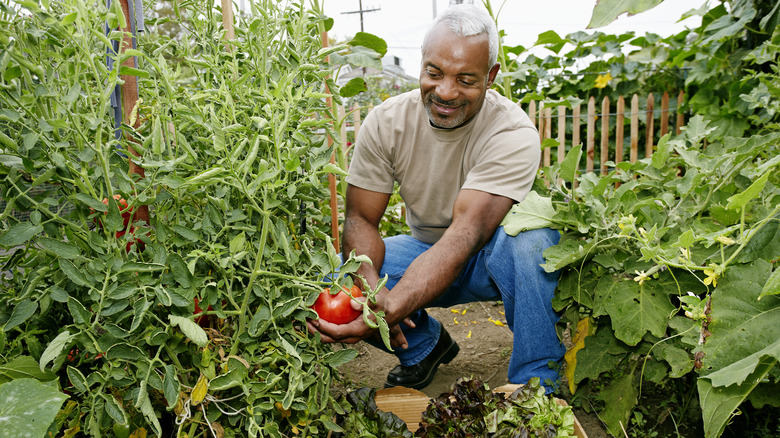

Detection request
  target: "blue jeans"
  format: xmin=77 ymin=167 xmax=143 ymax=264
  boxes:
xmin=368 ymin=227 xmax=565 ymax=387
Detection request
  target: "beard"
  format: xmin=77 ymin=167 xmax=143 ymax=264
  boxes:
xmin=423 ymin=93 xmax=469 ymax=129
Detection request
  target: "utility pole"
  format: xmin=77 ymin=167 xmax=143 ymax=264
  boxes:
xmin=341 ymin=0 xmax=380 ymax=33
xmin=342 ymin=1 xmax=381 ymax=76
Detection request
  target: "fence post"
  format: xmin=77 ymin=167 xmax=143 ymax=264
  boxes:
xmin=630 ymin=94 xmax=639 ymax=163
xmin=557 ymin=106 xmax=566 ymax=164
xmin=586 ymin=97 xmax=596 ymax=173
xmin=676 ymin=90 xmax=685 ymax=135
xmin=660 ymin=91 xmax=670 ymax=137
xmin=615 ymin=96 xmax=625 ymax=165
xmin=646 ymin=93 xmax=655 ymax=158
xmin=543 ymin=106 xmax=552 ymax=167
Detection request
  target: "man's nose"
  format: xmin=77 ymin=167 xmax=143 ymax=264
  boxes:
xmin=435 ymin=78 xmax=459 ymax=102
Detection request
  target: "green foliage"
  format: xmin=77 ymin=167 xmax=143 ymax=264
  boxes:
xmin=541 ymin=117 xmax=780 ymax=436
xmin=0 ymin=0 xmax=376 ymax=436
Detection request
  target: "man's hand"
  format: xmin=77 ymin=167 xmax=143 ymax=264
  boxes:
xmin=307 ymin=294 xmax=415 ymax=349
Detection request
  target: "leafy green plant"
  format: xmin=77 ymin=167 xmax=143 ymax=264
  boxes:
xmin=0 ymin=0 xmax=392 ymax=436
xmin=502 ymin=115 xmax=780 ymax=436
xmin=415 ymin=377 xmax=575 ymax=437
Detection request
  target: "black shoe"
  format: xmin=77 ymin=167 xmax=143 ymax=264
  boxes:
xmin=384 ymin=326 xmax=460 ymax=390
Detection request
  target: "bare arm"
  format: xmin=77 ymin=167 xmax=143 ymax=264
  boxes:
xmin=308 ymin=184 xmax=514 ymax=347
xmin=381 ymin=188 xmax=514 ymax=325
xmin=340 ymin=184 xmax=391 ymax=291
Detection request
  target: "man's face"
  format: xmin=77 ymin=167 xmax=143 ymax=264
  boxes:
xmin=420 ymin=24 xmax=499 ymax=129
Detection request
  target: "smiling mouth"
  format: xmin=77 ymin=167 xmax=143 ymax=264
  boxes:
xmin=430 ymin=100 xmax=462 ymax=116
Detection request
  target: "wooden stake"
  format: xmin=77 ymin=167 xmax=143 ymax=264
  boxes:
xmin=322 ymin=30 xmax=340 ymax=251
xmin=118 ymin=0 xmax=148 ymax=224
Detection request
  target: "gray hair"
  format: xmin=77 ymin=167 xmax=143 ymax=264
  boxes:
xmin=422 ymin=4 xmax=499 ymax=70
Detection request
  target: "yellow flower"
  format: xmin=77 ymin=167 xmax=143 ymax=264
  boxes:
xmin=634 ymin=270 xmax=649 ymax=285
xmin=703 ymin=268 xmax=719 ymax=288
xmin=595 ymin=72 xmax=613 ymax=89
xmin=467 ymin=331 xmax=472 ymax=339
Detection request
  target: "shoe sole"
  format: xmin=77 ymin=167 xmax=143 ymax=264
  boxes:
xmin=385 ymin=341 xmax=460 ymax=390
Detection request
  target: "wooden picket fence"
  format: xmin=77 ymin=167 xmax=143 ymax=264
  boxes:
xmin=337 ymin=91 xmax=686 ymax=176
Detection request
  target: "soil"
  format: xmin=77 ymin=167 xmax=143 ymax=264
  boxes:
xmin=334 ymin=302 xmax=611 ymax=438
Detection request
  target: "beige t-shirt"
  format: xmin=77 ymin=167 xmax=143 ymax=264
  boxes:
xmin=346 ymin=89 xmax=540 ymax=244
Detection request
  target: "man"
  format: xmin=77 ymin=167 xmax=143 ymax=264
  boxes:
xmin=308 ymin=4 xmax=565 ymax=391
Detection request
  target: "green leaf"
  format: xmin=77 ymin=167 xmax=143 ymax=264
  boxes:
xmin=759 ymin=266 xmax=780 ymax=300
xmin=171 ymin=224 xmax=201 ymax=242
xmin=339 ymin=77 xmax=367 ymax=98
xmin=0 ymin=356 xmax=56 ymax=384
xmin=702 ymin=262 xmax=779 ymax=375
xmin=106 ymin=343 xmax=145 ymax=361
xmin=588 ymin=0 xmax=663 ymax=28
xmin=348 ymin=32 xmax=387 ymax=56
xmin=653 ymin=342 xmax=694 ymax=378
xmin=39 ymin=330 xmax=74 ymax=372
xmin=168 ymin=315 xmax=208 ymax=347
xmin=66 ymin=365 xmax=89 ymax=393
xmin=500 ymin=191 xmax=556 ymax=235
xmin=0 ymin=378 xmax=68 ymax=438
xmin=322 ymin=348 xmax=358 ymax=368
xmin=0 ymin=222 xmax=43 ymax=246
xmin=118 ymin=261 xmax=166 ymax=273
xmin=118 ymin=65 xmax=149 ymax=78
xmin=596 ymin=372 xmax=638 ymax=436
xmin=726 ymin=170 xmax=769 ymax=211
xmin=67 ymin=297 xmax=91 ymax=326
xmin=59 ymin=259 xmax=90 ymax=287
xmin=38 ymin=237 xmax=80 ymax=259
xmin=559 ymin=144 xmax=582 ymax=183
xmin=3 ymin=299 xmax=37 ymax=332
xmin=698 ymin=359 xmax=775 ymax=438
xmin=75 ymin=193 xmax=107 ymax=212
xmin=651 ymin=133 xmax=672 ymax=169
xmin=595 ymin=276 xmax=675 ymax=346
xmin=163 ymin=364 xmax=180 ymax=408
xmin=541 ymin=236 xmax=596 ymax=272
xmin=168 ymin=253 xmax=193 ymax=288
xmin=705 ymin=338 xmax=780 ymax=387
xmin=574 ymin=328 xmax=630 ymax=383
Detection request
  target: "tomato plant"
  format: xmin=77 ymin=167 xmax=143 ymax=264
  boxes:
xmin=313 ymin=284 xmax=362 ymax=324
xmin=0 ymin=1 xmax=389 ymax=437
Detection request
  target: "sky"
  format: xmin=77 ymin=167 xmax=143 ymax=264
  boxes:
xmin=322 ymin=0 xmax=708 ymax=78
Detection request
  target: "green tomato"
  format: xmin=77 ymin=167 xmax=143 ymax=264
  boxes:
xmin=113 ymin=423 xmax=130 ymax=438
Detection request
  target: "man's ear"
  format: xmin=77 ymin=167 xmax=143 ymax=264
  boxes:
xmin=486 ymin=63 xmax=500 ymax=88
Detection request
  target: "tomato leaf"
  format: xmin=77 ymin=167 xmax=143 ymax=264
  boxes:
xmin=168 ymin=315 xmax=208 ymax=347
xmin=322 ymin=349 xmax=358 ymax=368
xmin=67 ymin=365 xmax=89 ymax=393
xmin=0 ymin=222 xmax=43 ymax=246
xmin=3 ymin=299 xmax=37 ymax=332
xmin=39 ymin=330 xmax=74 ymax=372
xmin=0 ymin=356 xmax=56 ymax=384
xmin=38 ymin=237 xmax=80 ymax=259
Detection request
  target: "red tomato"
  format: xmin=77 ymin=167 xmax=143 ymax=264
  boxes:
xmin=312 ymin=285 xmax=362 ymax=324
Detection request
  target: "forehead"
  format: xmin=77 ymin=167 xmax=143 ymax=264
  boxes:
xmin=422 ymin=24 xmax=490 ymax=73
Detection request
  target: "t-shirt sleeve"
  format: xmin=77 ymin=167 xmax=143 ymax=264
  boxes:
xmin=345 ymin=109 xmax=395 ymax=194
xmin=461 ymin=126 xmax=540 ymax=203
